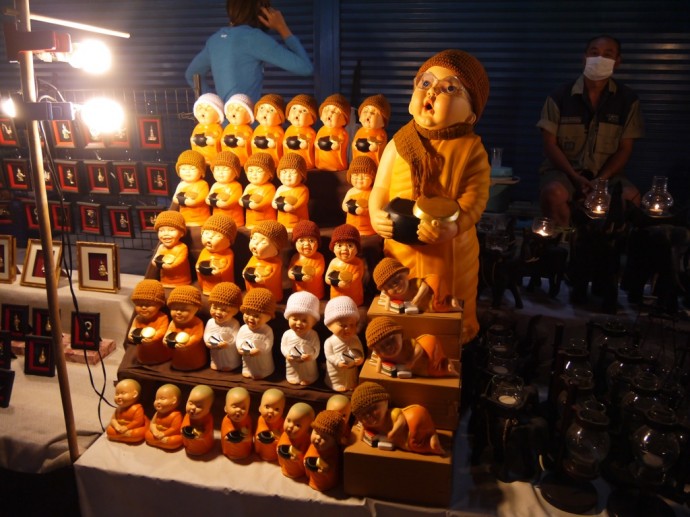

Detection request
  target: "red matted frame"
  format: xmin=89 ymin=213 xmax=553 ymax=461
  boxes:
xmin=85 ymin=160 xmax=111 ymax=194
xmin=0 ymin=330 xmax=12 ymax=370
xmin=105 ymin=121 xmax=131 ymax=149
xmin=23 ymin=200 xmax=40 ymax=230
xmin=107 ymin=205 xmax=134 ymax=238
xmin=1 ymin=303 xmax=30 ymax=340
xmin=81 ymin=120 xmax=106 ymax=149
xmin=24 ymin=335 xmax=55 ymax=377
xmin=77 ymin=202 xmax=103 ymax=235
xmin=114 ymin=162 xmax=140 ymax=194
xmin=0 ymin=117 xmax=19 ymax=147
xmin=50 ymin=120 xmax=77 ymax=149
xmin=144 ymin=162 xmax=170 ymax=195
xmin=32 ymin=307 xmax=57 ymax=337
xmin=49 ymin=201 xmax=73 ymax=233
xmin=55 ymin=159 xmax=80 ymax=193
xmin=137 ymin=206 xmax=164 ymax=233
xmin=137 ymin=115 xmax=164 ymax=150
xmin=4 ymin=158 xmax=31 ymax=190
xmin=70 ymin=311 xmax=101 ymax=350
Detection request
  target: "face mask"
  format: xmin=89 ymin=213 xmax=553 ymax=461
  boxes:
xmin=583 ymin=56 xmax=616 ymax=81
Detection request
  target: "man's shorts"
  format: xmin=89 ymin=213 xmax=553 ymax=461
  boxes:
xmin=540 ymin=169 xmax=635 ymax=200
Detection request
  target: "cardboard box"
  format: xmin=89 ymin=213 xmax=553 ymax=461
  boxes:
xmin=358 ymin=360 xmax=460 ymax=430
xmin=343 ymin=424 xmax=454 ymax=507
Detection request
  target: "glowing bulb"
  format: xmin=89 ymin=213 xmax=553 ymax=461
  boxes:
xmin=1 ymin=97 xmax=16 ymax=118
xmin=68 ymin=40 xmax=112 ymax=74
xmin=80 ymin=98 xmax=124 ymax=135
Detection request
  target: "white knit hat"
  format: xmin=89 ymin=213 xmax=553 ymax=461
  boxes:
xmin=324 ymin=296 xmax=360 ymax=326
xmin=225 ymin=94 xmax=255 ymax=124
xmin=284 ymin=291 xmax=320 ymax=321
xmin=194 ymin=93 xmax=225 ymax=123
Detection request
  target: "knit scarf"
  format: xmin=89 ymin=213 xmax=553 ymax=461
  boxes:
xmin=394 ymin=120 xmax=474 ymax=198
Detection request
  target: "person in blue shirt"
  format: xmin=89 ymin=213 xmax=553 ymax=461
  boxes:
xmin=186 ymin=0 xmax=314 ymax=104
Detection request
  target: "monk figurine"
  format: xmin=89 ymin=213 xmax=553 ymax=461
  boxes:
xmin=342 ymin=156 xmax=377 ymax=236
xmin=325 ymin=223 xmax=365 ymax=306
xmin=106 ymin=379 xmax=148 ymax=444
xmin=196 ymin=213 xmax=237 ymax=295
xmin=152 ymin=211 xmax=191 ymax=288
xmin=365 ymin=316 xmax=458 ymax=378
xmin=351 ymin=381 xmax=445 ymax=455
xmin=241 ymin=152 xmax=277 ymax=229
xmin=277 ymin=402 xmax=315 ymax=479
xmin=272 ymin=153 xmax=309 ymax=230
xmin=204 ymin=282 xmax=242 ymax=372
xmin=352 ymin=94 xmax=390 ymax=165
xmin=236 ymin=288 xmax=276 ymax=380
xmin=284 ymin=94 xmax=318 ymax=169
xmin=172 ymin=150 xmax=211 ymax=227
xmin=221 ymin=387 xmax=253 ymax=461
xmin=327 ymin=394 xmax=354 ymax=446
xmin=304 ymin=410 xmax=346 ymax=492
xmin=254 ymin=388 xmax=286 ymax=462
xmin=281 ymin=291 xmax=321 ymax=386
xmin=323 ymin=296 xmax=364 ymax=392
xmin=165 ymin=286 xmax=208 ymax=371
xmin=315 ymin=93 xmax=351 ymax=171
xmin=128 ymin=279 xmax=171 ymax=365
xmin=221 ymin=93 xmax=254 ymax=166
xmin=190 ymin=93 xmax=224 ymax=168
xmin=287 ymin=220 xmax=325 ymax=299
xmin=145 ymin=383 xmax=183 ymax=451
xmin=242 ymin=220 xmax=288 ymax=303
xmin=368 ymin=49 xmax=491 ymax=345
xmin=181 ymin=384 xmax=215 ymax=456
xmin=207 ymin=151 xmax=245 ymax=228
xmin=251 ymin=93 xmax=285 ymax=167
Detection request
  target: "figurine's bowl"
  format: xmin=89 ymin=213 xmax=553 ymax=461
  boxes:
xmin=327 ymin=269 xmax=341 ymax=287
xmin=240 ymin=194 xmax=252 ymax=208
xmin=290 ymin=265 xmax=304 ymax=282
xmin=225 ymin=430 xmax=244 ymax=443
xmin=131 ymin=327 xmax=143 ymax=344
xmin=257 ymin=431 xmax=275 ymax=444
xmin=274 ymin=196 xmax=286 ymax=212
xmin=317 ymin=137 xmax=333 ymax=151
xmin=346 ymin=198 xmax=359 ymax=215
xmin=254 ymin=136 xmax=269 ymax=149
xmin=355 ymin=138 xmax=370 ymax=152
xmin=223 ymin=135 xmax=238 ymax=148
xmin=243 ymin=267 xmax=257 ymax=283
xmin=277 ymin=444 xmax=292 ymax=459
xmin=285 ymin=136 xmax=301 ymax=150
xmin=304 ymin=456 xmax=319 ymax=471
xmin=198 ymin=261 xmax=213 ymax=276
xmin=165 ymin=332 xmax=178 ymax=348
xmin=385 ymin=197 xmax=422 ymax=245
xmin=208 ymin=192 xmax=218 ymax=207
xmin=192 ymin=133 xmax=207 ymax=146
xmin=176 ymin=192 xmax=187 ymax=205
xmin=154 ymin=255 xmax=165 ymax=268
xmin=181 ymin=426 xmax=196 ymax=439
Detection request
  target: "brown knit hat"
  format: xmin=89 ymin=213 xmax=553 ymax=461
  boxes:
xmin=329 ymin=223 xmax=360 ymax=252
xmin=365 ymin=317 xmax=403 ymax=347
xmin=358 ymin=94 xmax=391 ymax=125
xmin=319 ymin=94 xmax=351 ymax=124
xmin=212 ymin=150 xmax=242 ymax=172
xmin=154 ymin=210 xmax=187 ymax=234
xmin=373 ymin=257 xmax=410 ymax=290
xmin=417 ymin=49 xmax=490 ymax=121
xmin=286 ymin=94 xmax=318 ymax=121
xmin=244 ymin=152 xmax=276 ymax=179
xmin=278 ymin=153 xmax=308 ymax=182
xmin=208 ymin=282 xmax=242 ymax=308
xmin=291 ymin=219 xmax=321 ymax=244
xmin=240 ymin=287 xmax=276 ymax=318
xmin=255 ymin=94 xmax=286 ymax=124
xmin=176 ymin=150 xmax=207 ymax=176
xmin=202 ymin=213 xmax=237 ymax=243
xmin=346 ymin=155 xmax=378 ymax=184
xmin=251 ymin=220 xmax=288 ymax=251
xmin=351 ymin=382 xmax=390 ymax=419
xmin=311 ymin=410 xmax=345 ymax=438
xmin=167 ymin=285 xmax=202 ymax=308
xmin=131 ymin=279 xmax=166 ymax=305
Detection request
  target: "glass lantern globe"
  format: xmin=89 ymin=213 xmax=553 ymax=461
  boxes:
xmin=532 ymin=216 xmax=556 ymax=237
xmin=630 ymin=406 xmax=680 ymax=486
xmin=641 ymin=176 xmax=674 ymax=217
xmin=584 ymin=178 xmax=611 ymax=218
xmin=563 ymin=407 xmax=611 ymax=480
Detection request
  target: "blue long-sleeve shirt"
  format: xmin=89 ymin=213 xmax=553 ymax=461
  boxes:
xmin=185 ymin=25 xmax=313 ymax=104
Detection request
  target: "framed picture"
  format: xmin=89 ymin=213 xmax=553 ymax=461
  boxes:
xmin=32 ymin=307 xmax=58 ymax=337
xmin=24 ymin=335 xmax=55 ymax=377
xmin=137 ymin=206 xmax=163 ymax=233
xmin=55 ymin=160 xmax=80 ymax=193
xmin=76 ymin=241 xmax=120 ymax=293
xmin=0 ymin=330 xmax=11 ymax=370
xmin=0 ymin=368 xmax=15 ymax=408
xmin=81 ymin=121 xmax=106 ymax=149
xmin=137 ymin=115 xmax=164 ymax=150
xmin=50 ymin=120 xmax=77 ymax=149
xmin=107 ymin=205 xmax=134 ymax=238
xmin=23 ymin=200 xmax=40 ymax=230
xmin=144 ymin=163 xmax=170 ymax=195
xmin=85 ymin=160 xmax=111 ymax=194
xmin=49 ymin=201 xmax=72 ymax=233
xmin=4 ymin=158 xmax=31 ymax=190
xmin=114 ymin=162 xmax=140 ymax=195
xmin=0 ymin=203 xmax=11 ymax=225
xmin=0 ymin=117 xmax=19 ymax=147
xmin=1 ymin=303 xmax=30 ymax=340
xmin=105 ymin=122 xmax=131 ymax=149
xmin=0 ymin=234 xmax=16 ymax=283
xmin=77 ymin=202 xmax=103 ymax=235
xmin=70 ymin=311 xmax=100 ymax=351
xmin=20 ymin=238 xmax=63 ymax=288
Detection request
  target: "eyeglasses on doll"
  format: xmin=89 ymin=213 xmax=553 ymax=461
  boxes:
xmin=413 ymin=72 xmax=469 ymax=98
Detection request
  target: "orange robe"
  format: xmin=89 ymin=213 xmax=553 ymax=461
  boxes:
xmin=208 ymin=180 xmax=244 ymax=227
xmin=106 ymin=403 xmax=148 ymax=444
xmin=392 ymin=405 xmax=439 ymax=455
xmin=283 ymin=125 xmax=316 ymax=169
xmin=288 ymin=252 xmax=325 ymax=300
xmin=304 ymin=444 xmax=340 ymax=492
xmin=154 ymin=243 xmax=191 ymax=288
xmin=277 ymin=431 xmax=310 ymax=479
xmin=191 ymin=122 xmax=223 ymax=167
xmin=274 ymin=184 xmax=309 ymax=229
xmin=251 ymin=125 xmax=284 ymax=167
xmin=196 ymin=248 xmax=235 ymax=295
xmin=243 ymin=255 xmax=284 ymax=303
xmin=326 ymin=257 xmax=365 ymax=306
xmin=352 ymin=126 xmax=387 ymax=165
xmin=221 ymin=414 xmax=253 ymax=460
xmin=175 ymin=179 xmax=211 ymax=226
xmin=145 ymin=410 xmax=183 ymax=450
xmin=253 ymin=415 xmax=284 ymax=462
xmin=181 ymin=412 xmax=214 ymax=456
xmin=315 ymin=126 xmax=349 ymax=171
xmin=221 ymin=123 xmax=253 ymax=166
xmin=129 ymin=312 xmax=171 ymax=365
xmin=343 ymin=188 xmax=374 ymax=236
xmin=166 ymin=317 xmax=207 ymax=371
xmin=242 ymin=182 xmax=277 ymax=228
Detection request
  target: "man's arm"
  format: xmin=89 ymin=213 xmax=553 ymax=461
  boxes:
xmin=541 ymin=129 xmax=593 ymax=193
xmin=597 ymin=138 xmax=634 ymax=181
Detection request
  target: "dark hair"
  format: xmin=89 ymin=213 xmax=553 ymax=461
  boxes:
xmin=226 ymin=0 xmax=271 ymax=28
xmin=585 ymin=34 xmax=622 ymax=56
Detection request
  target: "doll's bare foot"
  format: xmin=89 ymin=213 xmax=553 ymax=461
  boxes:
xmin=430 ymin=433 xmax=445 ymax=455
xmin=210 ymin=362 xmax=218 ymax=371
xmin=334 ymin=386 xmax=347 ymax=393
xmin=242 ymin=372 xmax=252 ymax=378
xmin=299 ymin=380 xmax=312 ymax=386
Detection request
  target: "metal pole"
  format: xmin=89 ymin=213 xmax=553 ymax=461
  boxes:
xmin=16 ymin=0 xmax=80 ymax=463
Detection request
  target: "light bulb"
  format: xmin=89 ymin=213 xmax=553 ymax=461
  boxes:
xmin=80 ymin=98 xmax=124 ymax=136
xmin=68 ymin=39 xmax=111 ymax=74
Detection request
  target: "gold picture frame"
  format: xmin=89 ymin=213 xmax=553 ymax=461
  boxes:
xmin=20 ymin=239 xmax=63 ymax=288
xmin=76 ymin=241 xmax=120 ymax=293
xmin=0 ymin=235 xmax=16 ymax=284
